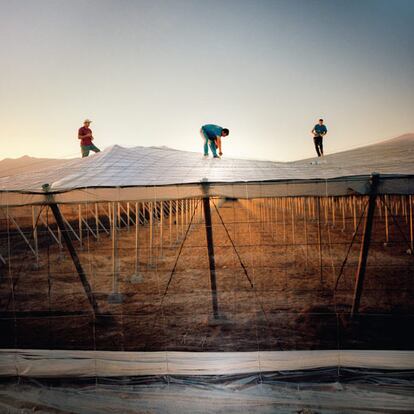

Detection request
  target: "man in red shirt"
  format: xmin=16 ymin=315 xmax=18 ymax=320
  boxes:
xmin=78 ymin=119 xmax=100 ymax=157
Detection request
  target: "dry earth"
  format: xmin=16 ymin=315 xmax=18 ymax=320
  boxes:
xmin=0 ymin=198 xmax=413 ymax=351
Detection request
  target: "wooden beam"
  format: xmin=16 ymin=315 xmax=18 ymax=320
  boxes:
xmin=49 ymin=203 xmax=99 ymax=316
xmin=202 ymin=196 xmax=219 ymax=320
xmin=351 ymin=173 xmax=380 ymax=317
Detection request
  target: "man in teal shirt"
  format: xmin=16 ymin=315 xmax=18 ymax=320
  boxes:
xmin=200 ymin=124 xmax=229 ymax=158
xmin=311 ymin=119 xmax=328 ymax=157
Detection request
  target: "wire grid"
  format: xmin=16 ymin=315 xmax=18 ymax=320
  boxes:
xmin=0 ymin=191 xmax=414 ymax=381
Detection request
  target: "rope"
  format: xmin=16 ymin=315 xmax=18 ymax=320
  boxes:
xmin=211 ymin=199 xmax=270 ymax=325
xmin=159 ymin=200 xmax=200 ymax=307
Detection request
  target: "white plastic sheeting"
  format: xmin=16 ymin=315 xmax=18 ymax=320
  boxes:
xmin=1 ymin=349 xmax=414 ymax=377
xmin=1 ymin=134 xmax=414 ymax=206
xmin=1 ymin=373 xmax=414 ymax=414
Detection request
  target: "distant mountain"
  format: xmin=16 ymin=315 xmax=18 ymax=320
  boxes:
xmin=377 ymin=133 xmax=414 ymax=144
xmin=0 ymin=155 xmax=74 ymax=177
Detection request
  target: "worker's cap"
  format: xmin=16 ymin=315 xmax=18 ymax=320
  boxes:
xmin=84 ymin=119 xmax=92 ymax=124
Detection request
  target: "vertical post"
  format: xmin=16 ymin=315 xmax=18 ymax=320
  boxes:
xmin=291 ymin=199 xmax=295 ymax=244
xmin=127 ymin=202 xmax=131 ymax=231
xmin=149 ymin=202 xmax=153 ymax=265
xmin=409 ymin=195 xmax=413 ymax=254
xmin=270 ymin=198 xmax=274 ymax=239
xmin=78 ymin=204 xmax=83 ymax=248
xmin=384 ymin=195 xmax=389 ymax=245
xmin=112 ymin=202 xmax=118 ymax=291
xmin=32 ymin=206 xmax=39 ymax=266
xmin=275 ymin=198 xmax=278 ymax=239
xmin=316 ymin=197 xmax=323 ymax=282
xmin=181 ymin=200 xmax=184 ymax=237
xmin=169 ymin=200 xmax=173 ymax=245
xmin=108 ymin=202 xmax=112 ymax=239
xmin=135 ymin=202 xmax=140 ymax=273
xmin=175 ymin=200 xmax=179 ymax=241
xmin=353 ymin=197 xmax=357 ymax=233
xmin=108 ymin=202 xmax=123 ymax=303
xmin=351 ymin=173 xmax=380 ymax=317
xmin=117 ymin=203 xmax=121 ymax=229
xmin=160 ymin=201 xmax=164 ymax=257
xmin=304 ymin=197 xmax=308 ymax=268
xmin=202 ymin=189 xmax=219 ymax=320
xmin=95 ymin=203 xmax=99 ymax=241
xmin=282 ymin=199 xmax=286 ymax=242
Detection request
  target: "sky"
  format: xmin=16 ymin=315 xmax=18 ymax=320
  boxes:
xmin=1 ymin=0 xmax=413 ymax=161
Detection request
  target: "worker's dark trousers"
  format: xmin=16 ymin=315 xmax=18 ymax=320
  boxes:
xmin=313 ymin=136 xmax=323 ymax=157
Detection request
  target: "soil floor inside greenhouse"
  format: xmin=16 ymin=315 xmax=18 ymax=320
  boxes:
xmin=1 ymin=199 xmax=413 ymax=351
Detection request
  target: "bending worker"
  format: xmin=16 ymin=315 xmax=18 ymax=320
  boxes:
xmin=200 ymin=124 xmax=229 ymax=158
xmin=311 ymin=118 xmax=328 ymax=157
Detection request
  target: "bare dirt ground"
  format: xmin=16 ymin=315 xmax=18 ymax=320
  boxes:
xmin=0 ymin=197 xmax=413 ymax=351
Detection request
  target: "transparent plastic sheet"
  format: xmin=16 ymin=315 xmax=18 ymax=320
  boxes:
xmin=2 ymin=143 xmax=414 ymax=207
xmin=0 ymin=369 xmax=414 ymax=414
xmin=2 ymin=194 xmax=414 ymax=351
xmin=1 ymin=188 xmax=414 ymax=412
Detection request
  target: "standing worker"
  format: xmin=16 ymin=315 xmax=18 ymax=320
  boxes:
xmin=78 ymin=119 xmax=100 ymax=158
xmin=200 ymin=124 xmax=229 ymax=158
xmin=311 ymin=119 xmax=328 ymax=157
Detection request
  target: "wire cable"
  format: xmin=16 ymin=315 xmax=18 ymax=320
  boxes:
xmin=211 ymin=199 xmax=270 ymax=325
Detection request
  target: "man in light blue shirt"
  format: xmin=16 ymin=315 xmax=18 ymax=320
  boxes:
xmin=200 ymin=124 xmax=230 ymax=158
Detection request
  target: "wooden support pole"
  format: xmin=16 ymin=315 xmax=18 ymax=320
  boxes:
xmin=304 ymin=197 xmax=308 ymax=267
xmin=181 ymin=200 xmax=184 ymax=237
xmin=78 ymin=204 xmax=83 ymax=248
xmin=112 ymin=203 xmax=119 ymax=292
xmin=384 ymin=195 xmax=389 ymax=245
xmin=169 ymin=200 xmax=173 ymax=246
xmin=108 ymin=202 xmax=123 ymax=302
xmin=49 ymin=202 xmax=99 ymax=315
xmin=353 ymin=196 xmax=357 ymax=233
xmin=282 ymin=198 xmax=286 ymax=242
xmin=275 ymin=198 xmax=278 ymax=238
xmin=149 ymin=202 xmax=153 ymax=264
xmin=291 ymin=199 xmax=295 ymax=244
xmin=270 ymin=198 xmax=274 ymax=239
xmin=95 ymin=203 xmax=99 ymax=241
xmin=135 ymin=202 xmax=140 ymax=273
xmin=341 ymin=198 xmax=346 ymax=232
xmin=32 ymin=206 xmax=39 ymax=265
xmin=409 ymin=195 xmax=413 ymax=254
xmin=316 ymin=197 xmax=323 ymax=283
xmin=160 ymin=201 xmax=164 ymax=257
xmin=202 ymin=196 xmax=219 ymax=320
xmin=351 ymin=173 xmax=380 ymax=317
xmin=175 ymin=200 xmax=179 ymax=241
xmin=108 ymin=202 xmax=112 ymax=238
